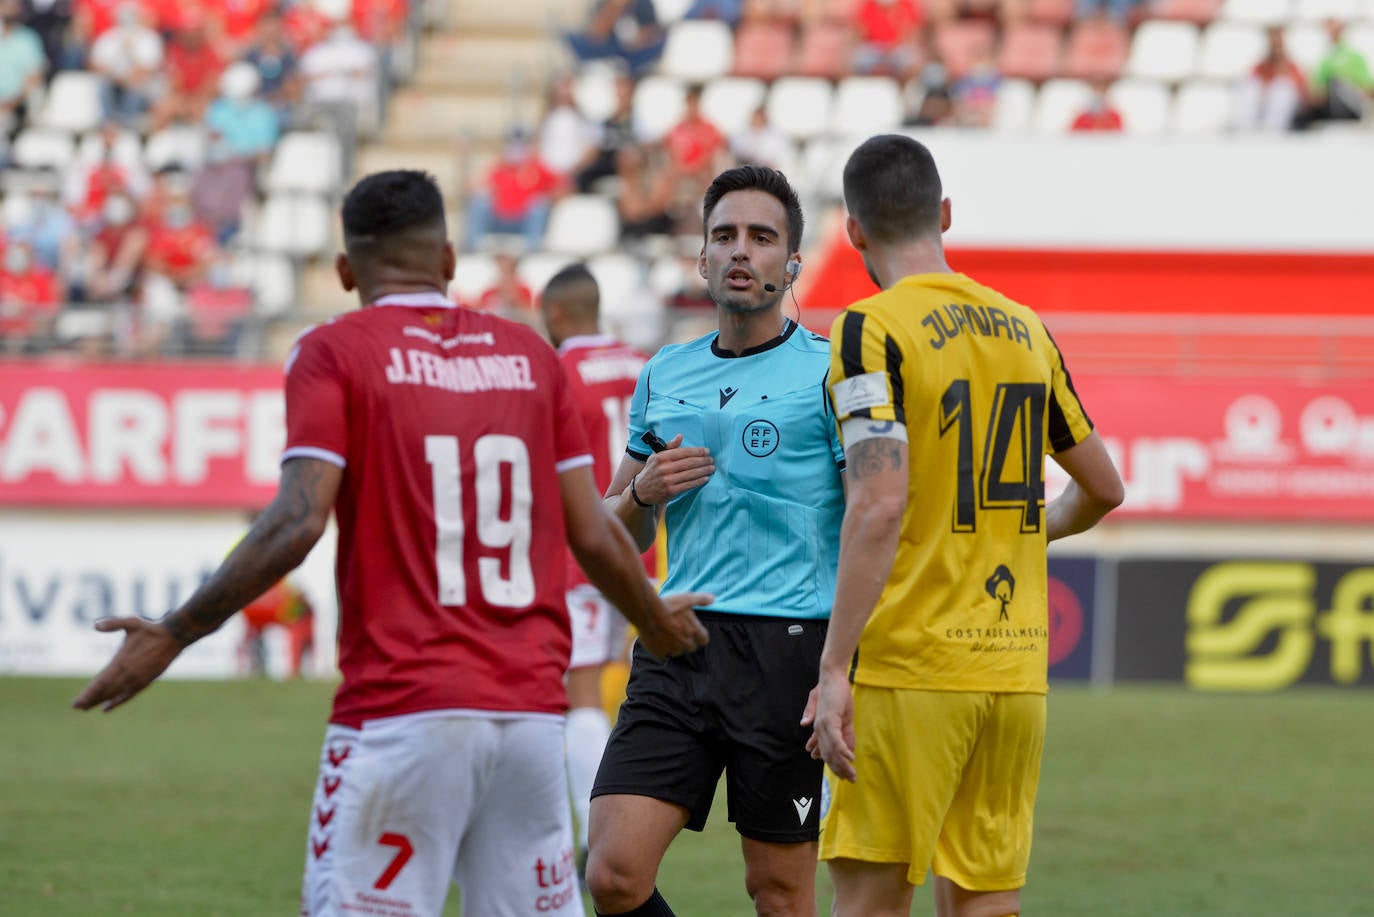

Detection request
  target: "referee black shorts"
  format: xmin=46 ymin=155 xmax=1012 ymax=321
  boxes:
xmin=591 ymin=611 xmax=827 ymax=844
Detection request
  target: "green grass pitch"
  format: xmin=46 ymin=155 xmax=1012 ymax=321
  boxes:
xmin=3 ymin=677 xmax=1371 ymax=916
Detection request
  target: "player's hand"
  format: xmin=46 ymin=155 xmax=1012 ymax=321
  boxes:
xmin=638 ymin=591 xmax=712 ymax=660
xmin=802 ymin=674 xmax=857 ymax=781
xmin=634 ymin=434 xmax=714 ymax=504
xmin=71 ymin=618 xmax=184 ymax=713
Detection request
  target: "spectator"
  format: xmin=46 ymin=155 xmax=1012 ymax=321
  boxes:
xmin=731 ymin=104 xmax=792 ymax=172
xmin=663 ymin=84 xmax=727 ymax=189
xmin=74 ymin=189 xmax=148 ymax=305
xmin=1073 ymin=0 xmax=1143 ymax=26
xmin=89 ymin=2 xmax=163 ymax=126
xmin=141 ymin=174 xmax=218 ymax=351
xmin=0 ymin=240 xmax=62 ymax=345
xmin=183 ymin=252 xmax=255 ymax=353
xmin=0 ymin=0 xmax=46 ymax=137
xmin=298 ymin=3 xmax=380 ymax=152
xmin=684 ymin=0 xmax=744 ymax=24
xmin=950 ymin=43 xmax=1001 ymax=127
xmin=205 ymin=62 xmax=280 ymax=162
xmin=206 ymin=0 xmax=269 ymax=56
xmin=539 ymin=74 xmax=599 ymax=180
xmin=575 ymin=68 xmax=635 ymax=193
xmin=10 ymin=178 xmax=79 ymax=279
xmin=282 ymin=0 xmax=333 ymax=54
xmin=463 ymin=127 xmax=563 ymax=253
xmin=903 ymin=84 xmax=955 ymax=125
xmin=65 ymin=118 xmax=151 ymax=222
xmin=1297 ymin=18 xmax=1372 ymax=128
xmin=152 ymin=14 xmax=226 ymax=130
xmin=852 ymin=0 xmax=926 ymax=80
xmin=567 ymin=0 xmax=666 ymax=78
xmin=190 ymin=132 xmax=256 ymax=245
xmin=615 ymin=142 xmax=676 ymax=240
xmin=475 ymin=251 xmax=533 ymax=314
xmin=1234 ymin=26 xmax=1307 ymax=132
xmin=1070 ymin=80 xmax=1124 ymax=131
xmin=243 ymin=7 xmax=301 ymax=117
xmin=23 ymin=0 xmax=77 ymax=72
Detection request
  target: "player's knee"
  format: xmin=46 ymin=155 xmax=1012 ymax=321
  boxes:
xmin=584 ymin=849 xmax=654 ymax=912
xmin=743 ymin=866 xmax=809 ymax=916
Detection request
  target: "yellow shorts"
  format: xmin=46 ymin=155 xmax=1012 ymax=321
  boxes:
xmin=817 ymin=686 xmax=1046 ymax=890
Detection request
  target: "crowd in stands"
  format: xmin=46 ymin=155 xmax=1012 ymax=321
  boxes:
xmin=0 ymin=0 xmax=419 ymax=357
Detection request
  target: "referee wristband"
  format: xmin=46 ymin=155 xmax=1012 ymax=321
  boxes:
xmin=630 ymin=475 xmax=654 ymax=508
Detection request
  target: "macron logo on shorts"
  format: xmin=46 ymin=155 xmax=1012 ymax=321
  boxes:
xmin=793 ymin=797 xmax=813 ymax=824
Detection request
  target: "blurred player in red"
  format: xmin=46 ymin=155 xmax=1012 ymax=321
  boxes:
xmin=239 ymin=577 xmax=315 ymax=678
xmin=72 ymin=170 xmax=710 ymax=917
xmin=539 ymin=263 xmax=653 ymax=874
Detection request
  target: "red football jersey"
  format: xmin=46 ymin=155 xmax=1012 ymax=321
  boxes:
xmin=283 ymin=292 xmax=592 ymax=728
xmin=556 ymin=334 xmax=652 ymax=588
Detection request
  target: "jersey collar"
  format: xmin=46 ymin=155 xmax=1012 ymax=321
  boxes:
xmin=372 ymin=291 xmax=453 ymax=309
xmin=557 ymin=333 xmax=618 ymax=354
xmin=711 ymin=318 xmax=796 ymax=359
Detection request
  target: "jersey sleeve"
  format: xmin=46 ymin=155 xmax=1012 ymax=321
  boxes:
xmin=550 ymin=348 xmax=594 ymax=474
xmin=623 ymin=358 xmax=654 ymax=462
xmin=1042 ymin=324 xmax=1095 ymax=454
xmin=828 ymin=307 xmax=905 ymax=427
xmin=282 ymin=327 xmax=348 ymax=467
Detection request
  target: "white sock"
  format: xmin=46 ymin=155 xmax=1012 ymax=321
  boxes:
xmin=564 ymin=706 xmax=612 ymax=852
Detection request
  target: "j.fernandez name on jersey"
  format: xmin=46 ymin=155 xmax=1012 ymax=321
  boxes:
xmin=385 ymin=348 xmax=538 ymax=393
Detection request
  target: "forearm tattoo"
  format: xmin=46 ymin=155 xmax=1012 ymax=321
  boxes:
xmin=846 ymin=437 xmax=904 ymax=481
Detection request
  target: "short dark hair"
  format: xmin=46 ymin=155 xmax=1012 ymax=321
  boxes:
xmin=542 ymin=262 xmax=600 ymax=318
xmin=341 ymin=170 xmax=446 ymax=248
xmin=702 ymin=165 xmax=804 ymax=253
xmin=843 ymin=134 xmax=943 ymax=244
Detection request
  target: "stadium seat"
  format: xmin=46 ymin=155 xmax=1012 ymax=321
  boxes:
xmin=1198 ymin=21 xmax=1267 ymax=79
xmin=75 ymin=128 xmax=142 ymax=168
xmin=1219 ymin=0 xmax=1293 ymax=24
xmin=1346 ymin=22 xmax=1374 ymax=63
xmin=1062 ymin=19 xmax=1129 ymax=83
xmin=1 ymin=191 xmax=35 ymax=230
xmin=144 ymin=125 xmax=208 ymax=172
xmin=233 ymin=251 xmax=298 ymax=318
xmin=1107 ymin=78 xmax=1172 ymax=134
xmin=765 ymin=77 xmax=834 ymax=141
xmin=254 ymin=193 xmax=333 ymax=259
xmin=1127 ymin=21 xmax=1201 ymax=82
xmin=830 ymin=76 xmax=903 ymax=136
xmin=992 ymin=78 xmax=1037 ymax=132
xmin=1290 ymin=0 xmax=1359 ymax=20
xmin=588 ymin=252 xmax=643 ymax=322
xmin=998 ymin=23 xmax=1063 ymax=83
xmin=701 ymin=77 xmax=768 ymax=136
xmin=11 ymin=129 xmax=76 ymax=171
xmin=795 ymin=137 xmax=853 ymax=202
xmin=1027 ymin=0 xmax=1075 ymax=26
xmin=631 ymin=76 xmax=687 ymax=143
xmin=517 ymin=252 xmax=577 ymax=297
xmin=934 ymin=20 xmax=998 ymax=81
xmin=571 ymin=63 xmax=622 ymax=123
xmin=732 ymin=20 xmax=795 ymax=81
xmin=1170 ymin=79 xmax=1235 ymax=132
xmin=647 ymin=252 xmax=687 ymax=300
xmin=651 ymin=0 xmax=695 ymax=24
xmin=1033 ymin=77 xmax=1094 ymax=133
xmin=544 ymin=194 xmax=620 ymax=257
xmin=35 ymin=71 xmax=105 ymax=134
xmin=1151 ymin=0 xmax=1223 ymax=23
xmin=659 ymin=20 xmax=735 ymax=82
xmin=265 ymin=132 xmax=344 ymax=196
xmin=1282 ymin=21 xmax=1332 ymax=71
xmin=793 ymin=22 xmax=851 ymax=80
xmin=448 ymin=253 xmax=499 ymax=305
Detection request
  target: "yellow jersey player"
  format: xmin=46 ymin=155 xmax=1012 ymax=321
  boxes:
xmin=803 ymin=134 xmax=1125 ymax=917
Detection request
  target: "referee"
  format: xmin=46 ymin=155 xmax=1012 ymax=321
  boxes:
xmin=584 ymin=165 xmax=845 ymax=917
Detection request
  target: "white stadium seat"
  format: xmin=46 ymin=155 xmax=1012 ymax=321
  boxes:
xmin=232 ymin=251 xmax=298 ymax=317
xmin=1107 ymin=79 xmax=1172 ymax=134
xmin=1171 ymin=79 xmax=1235 ymax=133
xmin=1198 ymin=22 xmax=1267 ymax=80
xmin=1284 ymin=22 xmax=1332 ymax=70
xmin=517 ymin=252 xmax=577 ymax=297
xmin=543 ymin=194 xmax=619 ymax=257
xmin=76 ymin=128 xmax=142 ymax=168
xmin=765 ymin=77 xmax=833 ymax=141
xmin=1346 ymin=23 xmax=1374 ymax=62
xmin=1033 ymin=77 xmax=1094 ymax=133
xmin=700 ymin=77 xmax=767 ymax=136
xmin=1219 ymin=0 xmax=1293 ymax=24
xmin=144 ymin=125 xmax=208 ymax=172
xmin=830 ymin=76 xmax=903 ymax=136
xmin=448 ymin=253 xmax=500 ymax=305
xmin=1291 ymin=0 xmax=1359 ymax=19
xmin=36 ymin=71 xmax=105 ymax=134
xmin=588 ymin=252 xmax=644 ymax=321
xmin=992 ymin=78 xmax=1037 ymax=132
xmin=11 ymin=128 xmax=76 ymax=171
xmin=659 ymin=20 xmax=734 ymax=82
xmin=631 ymin=76 xmax=686 ymax=143
xmin=266 ymin=131 xmax=344 ymax=195
xmin=1127 ymin=21 xmax=1201 ymax=82
xmin=254 ymin=193 xmax=333 ymax=258
xmin=651 ymin=0 xmax=695 ymax=25
xmin=572 ymin=63 xmax=622 ymax=123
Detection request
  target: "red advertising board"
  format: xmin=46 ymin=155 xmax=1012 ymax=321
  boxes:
xmin=0 ymin=362 xmax=283 ymax=508
xmin=1062 ymin=375 xmax=1374 ymax=521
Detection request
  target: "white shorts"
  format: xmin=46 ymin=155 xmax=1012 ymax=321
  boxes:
xmin=300 ymin=712 xmax=583 ymax=917
xmin=567 ymin=584 xmax=626 ymax=670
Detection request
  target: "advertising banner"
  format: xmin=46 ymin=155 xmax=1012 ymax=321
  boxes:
xmin=1114 ymin=558 xmax=1374 ymax=690
xmin=1047 ymin=556 xmax=1097 ymax=682
xmin=0 ymin=362 xmax=284 ymax=508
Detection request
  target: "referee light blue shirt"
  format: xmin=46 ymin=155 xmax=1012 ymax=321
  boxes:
xmin=626 ymin=320 xmax=845 ymax=619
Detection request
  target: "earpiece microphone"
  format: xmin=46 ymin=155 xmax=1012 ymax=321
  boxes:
xmin=764 ymin=261 xmax=801 ymax=293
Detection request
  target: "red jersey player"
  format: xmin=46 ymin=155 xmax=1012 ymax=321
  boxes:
xmin=539 ymin=264 xmax=652 ymax=872
xmin=72 ymin=170 xmax=710 ymax=917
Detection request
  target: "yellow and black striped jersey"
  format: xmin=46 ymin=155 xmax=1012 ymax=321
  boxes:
xmin=828 ymin=272 xmax=1093 ymax=694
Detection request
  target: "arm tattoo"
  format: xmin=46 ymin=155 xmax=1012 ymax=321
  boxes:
xmin=847 ymin=437 xmax=904 ymax=481
xmin=163 ymin=461 xmax=332 ymax=647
